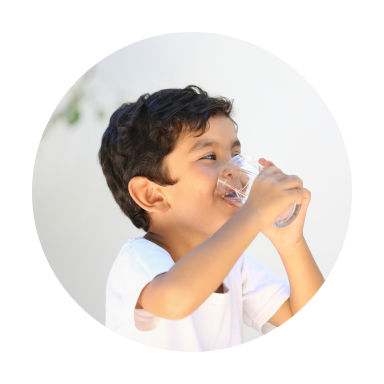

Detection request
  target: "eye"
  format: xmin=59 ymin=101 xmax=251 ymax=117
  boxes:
xmin=201 ymin=154 xmax=216 ymax=160
xmin=200 ymin=153 xmax=240 ymax=160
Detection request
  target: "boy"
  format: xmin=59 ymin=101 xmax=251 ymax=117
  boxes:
xmin=98 ymin=85 xmax=324 ymax=351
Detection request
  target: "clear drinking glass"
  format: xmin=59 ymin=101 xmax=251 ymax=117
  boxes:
xmin=216 ymin=153 xmax=301 ymax=228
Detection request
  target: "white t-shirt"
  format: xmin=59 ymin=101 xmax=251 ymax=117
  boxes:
xmin=105 ymin=237 xmax=290 ymax=352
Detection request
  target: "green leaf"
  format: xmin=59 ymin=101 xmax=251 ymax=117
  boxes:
xmin=65 ymin=106 xmax=80 ymax=125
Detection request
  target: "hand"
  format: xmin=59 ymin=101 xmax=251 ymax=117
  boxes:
xmin=258 ymin=158 xmax=311 ymax=248
xmin=241 ymin=160 xmax=304 ymax=232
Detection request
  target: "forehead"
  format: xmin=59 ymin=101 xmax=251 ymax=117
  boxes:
xmin=176 ymin=115 xmax=239 ymax=154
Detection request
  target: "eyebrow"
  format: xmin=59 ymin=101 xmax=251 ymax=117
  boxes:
xmin=188 ymin=139 xmax=241 ymax=154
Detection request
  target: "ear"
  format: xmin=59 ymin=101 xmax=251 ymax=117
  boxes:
xmin=128 ymin=176 xmax=169 ymax=214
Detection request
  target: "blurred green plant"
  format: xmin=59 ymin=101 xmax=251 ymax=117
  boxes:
xmin=61 ymin=97 xmax=80 ymax=125
xmin=43 ymin=65 xmax=105 ymax=137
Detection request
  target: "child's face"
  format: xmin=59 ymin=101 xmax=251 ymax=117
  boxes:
xmin=162 ymin=115 xmax=242 ymax=237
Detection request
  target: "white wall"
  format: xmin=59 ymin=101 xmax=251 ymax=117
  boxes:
xmin=32 ymin=32 xmax=351 ymax=344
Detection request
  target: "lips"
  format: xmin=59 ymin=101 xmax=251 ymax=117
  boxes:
xmin=218 ymin=188 xmax=238 ymax=205
xmin=223 ymin=186 xmax=235 ymax=193
xmin=219 ymin=195 xmax=238 ymax=208
xmin=220 ymin=187 xmax=237 ymax=198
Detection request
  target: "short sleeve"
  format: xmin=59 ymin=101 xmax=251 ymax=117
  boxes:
xmin=242 ymin=251 xmax=290 ymax=335
xmin=105 ymin=239 xmax=175 ymax=335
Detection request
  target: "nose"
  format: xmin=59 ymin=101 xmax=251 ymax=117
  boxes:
xmin=220 ymin=155 xmax=241 ymax=179
xmin=217 ymin=155 xmax=249 ymax=197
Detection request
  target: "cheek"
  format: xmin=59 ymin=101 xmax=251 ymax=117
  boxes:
xmin=199 ymin=164 xmax=219 ymax=181
xmin=182 ymin=173 xmax=217 ymax=207
xmin=192 ymin=167 xmax=218 ymax=197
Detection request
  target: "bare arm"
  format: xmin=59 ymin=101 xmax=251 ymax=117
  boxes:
xmin=274 ymin=237 xmax=324 ymax=316
xmin=139 ymin=207 xmax=262 ymax=320
xmin=266 ymin=237 xmax=324 ymax=328
xmin=139 ymin=165 xmax=304 ymax=320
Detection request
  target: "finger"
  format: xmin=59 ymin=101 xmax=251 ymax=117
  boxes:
xmin=258 ymin=158 xmax=275 ymax=168
xmin=258 ymin=158 xmax=266 ymax=166
xmin=278 ymin=175 xmax=303 ymax=190
xmin=259 ymin=165 xmax=283 ymax=176
xmin=269 ymin=173 xmax=290 ymax=182
xmin=302 ymin=188 xmax=311 ymax=202
xmin=286 ymin=187 xmax=304 ymax=205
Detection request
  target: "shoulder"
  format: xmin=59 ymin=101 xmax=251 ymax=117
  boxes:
xmin=107 ymin=237 xmax=175 ymax=286
xmin=116 ymin=236 xmax=172 ymax=263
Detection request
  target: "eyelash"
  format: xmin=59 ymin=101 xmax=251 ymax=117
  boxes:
xmin=201 ymin=153 xmax=240 ymax=160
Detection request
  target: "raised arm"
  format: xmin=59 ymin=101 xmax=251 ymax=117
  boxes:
xmin=138 ymin=165 xmax=304 ymax=320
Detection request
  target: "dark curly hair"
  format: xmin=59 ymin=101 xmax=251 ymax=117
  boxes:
xmin=98 ymin=85 xmax=238 ymax=232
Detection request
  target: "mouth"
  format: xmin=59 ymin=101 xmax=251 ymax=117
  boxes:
xmin=218 ymin=192 xmax=239 ymax=207
xmin=220 ymin=186 xmax=237 ymax=198
xmin=221 ymin=199 xmax=238 ymax=209
xmin=222 ymin=191 xmax=238 ymax=199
